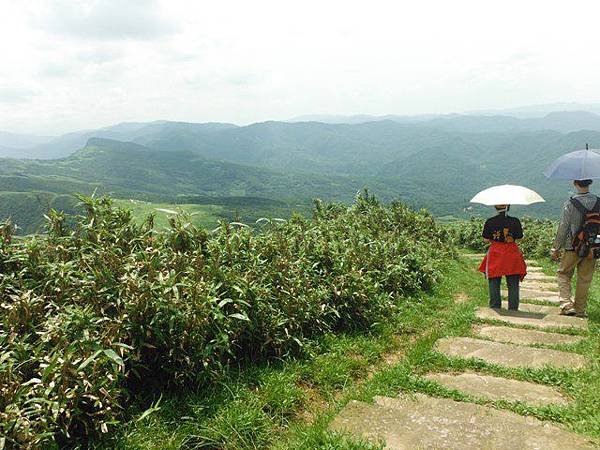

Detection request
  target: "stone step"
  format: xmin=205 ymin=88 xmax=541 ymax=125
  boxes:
xmin=476 ymin=307 xmax=587 ymax=330
xmin=464 ymin=253 xmax=486 ymax=259
xmin=475 ymin=325 xmax=584 ymax=346
xmin=330 ymin=394 xmax=593 ymax=449
xmin=521 ymin=281 xmax=558 ymax=291
xmin=520 ymin=288 xmax=561 ymax=301
xmin=525 ymin=272 xmax=556 ymax=282
xmin=527 ymin=266 xmax=544 ymax=273
xmin=424 ymin=372 xmax=569 ymax=406
xmin=517 ymin=303 xmax=560 ymax=314
xmin=501 ymin=289 xmax=561 ymax=303
xmin=435 ymin=336 xmax=586 ymax=369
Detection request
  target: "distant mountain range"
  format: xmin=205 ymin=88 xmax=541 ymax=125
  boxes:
xmin=2 ymin=106 xmax=600 ymax=233
xmin=468 ymin=102 xmax=600 ymax=118
xmin=289 ymin=102 xmax=600 ymax=123
xmin=0 ymin=121 xmax=238 ymax=159
xmin=4 ymin=105 xmax=600 ymax=160
xmin=288 ymin=110 xmax=600 ymax=133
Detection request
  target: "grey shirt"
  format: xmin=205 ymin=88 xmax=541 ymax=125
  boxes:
xmin=553 ymin=192 xmax=599 ymax=250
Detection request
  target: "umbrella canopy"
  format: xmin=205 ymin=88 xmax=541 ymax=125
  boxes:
xmin=543 ymin=148 xmax=600 ymax=180
xmin=470 ymin=184 xmax=545 ymax=206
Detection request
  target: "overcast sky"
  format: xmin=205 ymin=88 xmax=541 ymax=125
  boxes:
xmin=2 ymin=0 xmax=600 ymax=135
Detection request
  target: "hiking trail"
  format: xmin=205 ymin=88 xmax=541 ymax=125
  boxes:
xmin=329 ymin=254 xmax=595 ymax=449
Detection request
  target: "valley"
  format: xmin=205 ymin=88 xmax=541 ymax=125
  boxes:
xmin=2 ymin=111 xmax=600 ymax=233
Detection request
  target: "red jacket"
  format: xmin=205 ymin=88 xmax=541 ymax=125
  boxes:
xmin=479 ymin=241 xmax=527 ymax=280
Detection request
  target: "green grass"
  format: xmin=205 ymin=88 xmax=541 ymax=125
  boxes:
xmin=112 ymin=198 xmax=226 ymax=230
xmin=107 ymin=259 xmax=467 ymax=449
xmin=111 ymin=197 xmax=314 ymax=231
xmin=107 ymin=255 xmax=600 ymax=449
xmin=276 ymin=255 xmax=600 ymax=447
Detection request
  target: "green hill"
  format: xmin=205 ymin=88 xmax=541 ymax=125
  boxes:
xmin=3 ymin=119 xmax=600 ymax=233
xmin=0 ymin=137 xmax=399 ymax=201
xmin=0 ymin=138 xmax=402 ymax=232
xmin=0 ymin=192 xmax=79 ymax=234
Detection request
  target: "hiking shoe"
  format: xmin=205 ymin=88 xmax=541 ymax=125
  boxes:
xmin=576 ymin=312 xmax=588 ymax=318
xmin=560 ymin=307 xmax=577 ymax=316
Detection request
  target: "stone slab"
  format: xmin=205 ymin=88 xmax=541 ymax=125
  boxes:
xmin=502 ymin=289 xmax=561 ymax=303
xmin=527 ymin=266 xmax=544 ymax=273
xmin=330 ymin=394 xmax=593 ymax=449
xmin=424 ymin=372 xmax=569 ymax=406
xmin=475 ymin=325 xmax=584 ymax=346
xmin=435 ymin=336 xmax=586 ymax=369
xmin=517 ymin=303 xmax=560 ymax=314
xmin=521 ymin=281 xmax=558 ymax=291
xmin=464 ymin=253 xmax=486 ymax=259
xmin=525 ymin=273 xmax=556 ymax=282
xmin=519 ymin=288 xmax=561 ymax=301
xmin=476 ymin=307 xmax=587 ymax=330
xmin=477 ymin=303 xmax=560 ymax=315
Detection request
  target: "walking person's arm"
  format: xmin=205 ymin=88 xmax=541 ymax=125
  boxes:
xmin=552 ymin=201 xmax=572 ymax=260
xmin=513 ymin=218 xmax=523 ymax=240
xmin=482 ymin=219 xmax=492 ymax=244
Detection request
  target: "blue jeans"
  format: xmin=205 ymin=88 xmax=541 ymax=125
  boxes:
xmin=488 ymin=275 xmax=520 ymax=310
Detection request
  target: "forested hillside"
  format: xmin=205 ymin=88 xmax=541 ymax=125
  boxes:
xmin=2 ymin=115 xmax=600 ymax=233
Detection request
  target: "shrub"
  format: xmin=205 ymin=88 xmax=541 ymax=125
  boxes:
xmin=0 ymin=193 xmax=454 ymax=448
xmin=445 ymin=216 xmax=557 ymax=259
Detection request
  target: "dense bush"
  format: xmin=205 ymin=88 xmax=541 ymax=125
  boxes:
xmin=446 ymin=216 xmax=557 ymax=259
xmin=0 ymin=193 xmax=454 ymax=448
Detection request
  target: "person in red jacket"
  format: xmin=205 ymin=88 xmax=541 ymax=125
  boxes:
xmin=479 ymin=205 xmax=527 ymax=310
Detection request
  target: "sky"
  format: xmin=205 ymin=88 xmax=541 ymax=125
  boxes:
xmin=2 ymin=0 xmax=600 ymax=135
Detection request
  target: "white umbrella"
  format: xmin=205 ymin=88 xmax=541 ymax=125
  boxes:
xmin=470 ymin=184 xmax=545 ymax=206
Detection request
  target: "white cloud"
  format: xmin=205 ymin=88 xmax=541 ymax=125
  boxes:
xmin=33 ymin=0 xmax=178 ymax=41
xmin=0 ymin=86 xmax=38 ymax=103
xmin=1 ymin=0 xmax=600 ymax=134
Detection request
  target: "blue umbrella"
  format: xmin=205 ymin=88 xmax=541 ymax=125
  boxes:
xmin=544 ymin=145 xmax=600 ymax=180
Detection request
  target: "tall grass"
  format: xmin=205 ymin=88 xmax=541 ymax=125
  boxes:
xmin=0 ymin=192 xmax=454 ymax=448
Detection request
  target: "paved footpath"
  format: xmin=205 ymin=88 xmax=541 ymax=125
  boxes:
xmin=330 ymin=256 xmax=596 ymax=449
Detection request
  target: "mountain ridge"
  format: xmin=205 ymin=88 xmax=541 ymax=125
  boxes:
xmin=5 ymin=110 xmax=600 ymax=161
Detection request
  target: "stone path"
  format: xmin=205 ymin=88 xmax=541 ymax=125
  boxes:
xmin=435 ymin=336 xmax=586 ymax=369
xmin=424 ymin=372 xmax=569 ymax=406
xmin=475 ymin=325 xmax=583 ymax=345
xmin=331 ymin=395 xmax=592 ymax=449
xmin=516 ymin=303 xmax=559 ymax=314
xmin=525 ymin=272 xmax=556 ymax=282
xmin=515 ymin=288 xmax=561 ymax=303
xmin=330 ymin=256 xmax=595 ymax=448
xmin=521 ymin=280 xmax=558 ymax=290
xmin=475 ymin=307 xmax=587 ymax=330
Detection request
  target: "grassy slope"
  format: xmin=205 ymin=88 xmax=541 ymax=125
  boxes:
xmin=111 ymin=255 xmax=600 ymax=449
xmin=111 ymin=198 xmax=314 ymax=231
xmin=111 ymin=199 xmax=226 ymax=230
xmin=0 ymin=191 xmax=79 ymax=234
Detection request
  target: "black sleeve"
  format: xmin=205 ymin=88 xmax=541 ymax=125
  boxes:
xmin=512 ymin=218 xmax=523 ymax=239
xmin=482 ymin=219 xmax=492 ymax=239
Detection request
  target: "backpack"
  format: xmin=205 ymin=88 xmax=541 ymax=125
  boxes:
xmin=571 ymin=196 xmax=600 ymax=258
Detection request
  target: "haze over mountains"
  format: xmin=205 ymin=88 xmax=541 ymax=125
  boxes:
xmin=4 ymin=106 xmax=600 ymax=160
xmin=2 ymin=105 xmax=600 ymax=233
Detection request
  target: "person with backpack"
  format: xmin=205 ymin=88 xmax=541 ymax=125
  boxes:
xmin=479 ymin=204 xmax=527 ymax=310
xmin=551 ymin=179 xmax=600 ymax=317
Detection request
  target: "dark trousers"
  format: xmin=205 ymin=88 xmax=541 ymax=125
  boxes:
xmin=488 ymin=275 xmax=520 ymax=310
